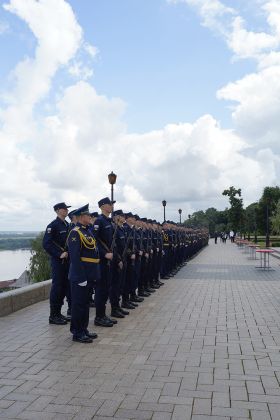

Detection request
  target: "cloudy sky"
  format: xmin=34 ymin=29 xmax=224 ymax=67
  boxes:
xmin=0 ymin=0 xmax=279 ymax=230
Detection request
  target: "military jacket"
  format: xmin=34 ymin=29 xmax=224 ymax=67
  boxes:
xmin=67 ymin=223 xmax=100 ymax=284
xmin=93 ymin=214 xmax=114 ymax=259
xmin=43 ymin=217 xmax=69 ymax=259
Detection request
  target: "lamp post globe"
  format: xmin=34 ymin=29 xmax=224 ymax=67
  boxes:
xmin=178 ymin=208 xmax=182 ymax=224
xmin=108 ymin=171 xmax=117 ymax=211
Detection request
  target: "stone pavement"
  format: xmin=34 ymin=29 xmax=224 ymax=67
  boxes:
xmin=1 ymin=240 xmax=280 ymax=420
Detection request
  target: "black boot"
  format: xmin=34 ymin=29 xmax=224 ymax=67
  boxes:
xmin=111 ymin=307 xmax=125 ymax=318
xmin=130 ymin=294 xmax=144 ymax=303
xmin=122 ymin=300 xmax=135 ymax=309
xmin=49 ymin=307 xmax=67 ymax=325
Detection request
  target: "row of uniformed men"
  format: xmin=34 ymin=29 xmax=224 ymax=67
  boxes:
xmin=43 ymin=198 xmax=209 ymax=343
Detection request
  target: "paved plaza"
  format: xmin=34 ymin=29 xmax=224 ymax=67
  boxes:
xmin=1 ymin=240 xmax=280 ymax=420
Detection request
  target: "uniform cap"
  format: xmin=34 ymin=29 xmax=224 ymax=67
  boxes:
xmin=68 ymin=210 xmax=77 ymax=220
xmin=74 ymin=204 xmax=90 ymax=216
xmin=125 ymin=212 xmax=134 ymax=218
xmin=90 ymin=212 xmax=99 ymax=218
xmin=113 ymin=209 xmax=124 ymax=216
xmin=98 ymin=197 xmax=114 ymax=208
xmin=53 ymin=202 xmax=71 ymax=211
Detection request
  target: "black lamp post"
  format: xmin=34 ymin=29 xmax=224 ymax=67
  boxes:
xmin=178 ymin=209 xmax=182 ymax=224
xmin=108 ymin=171 xmax=117 ymax=212
xmin=254 ymin=208 xmax=257 ymax=244
xmin=266 ymin=202 xmax=270 ymax=247
xmin=162 ymin=200 xmax=167 ymax=222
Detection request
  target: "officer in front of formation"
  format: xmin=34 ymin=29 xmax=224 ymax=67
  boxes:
xmin=43 ymin=202 xmax=71 ymax=325
xmin=67 ymin=204 xmax=99 ymax=343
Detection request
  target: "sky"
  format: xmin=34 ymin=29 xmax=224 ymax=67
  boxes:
xmin=0 ymin=0 xmax=280 ymax=230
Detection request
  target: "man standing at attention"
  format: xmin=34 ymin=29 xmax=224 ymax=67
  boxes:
xmin=67 ymin=204 xmax=99 ymax=343
xmin=43 ymin=202 xmax=71 ymax=325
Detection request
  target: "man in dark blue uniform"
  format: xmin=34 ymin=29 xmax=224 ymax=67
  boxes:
xmin=68 ymin=210 xmax=77 ymax=230
xmin=67 ymin=204 xmax=99 ymax=343
xmin=43 ymin=202 xmax=71 ymax=325
xmin=93 ymin=197 xmax=117 ymax=327
xmin=111 ymin=209 xmax=128 ymax=318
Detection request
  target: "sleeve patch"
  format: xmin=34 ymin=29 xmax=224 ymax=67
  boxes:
xmin=47 ymin=228 xmax=52 ymax=233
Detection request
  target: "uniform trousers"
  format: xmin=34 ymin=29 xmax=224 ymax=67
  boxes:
xmin=50 ymin=258 xmax=71 ymax=312
xmin=95 ymin=261 xmax=111 ymax=317
xmin=70 ymin=281 xmax=92 ymax=337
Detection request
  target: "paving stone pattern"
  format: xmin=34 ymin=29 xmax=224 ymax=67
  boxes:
xmin=1 ymin=240 xmax=280 ymax=419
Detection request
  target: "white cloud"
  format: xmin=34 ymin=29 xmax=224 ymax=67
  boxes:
xmin=68 ymin=60 xmax=93 ymax=80
xmin=0 ymin=0 xmax=280 ymax=229
xmin=0 ymin=21 xmax=9 ymax=34
xmin=83 ymin=42 xmax=98 ymax=58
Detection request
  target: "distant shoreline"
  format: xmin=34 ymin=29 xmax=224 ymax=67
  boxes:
xmin=0 ymin=232 xmax=39 ymax=251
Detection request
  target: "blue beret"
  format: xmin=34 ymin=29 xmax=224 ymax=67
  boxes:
xmin=54 ymin=202 xmax=71 ymax=211
xmin=98 ymin=197 xmax=114 ymax=208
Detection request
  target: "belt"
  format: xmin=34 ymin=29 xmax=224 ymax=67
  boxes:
xmin=81 ymin=257 xmax=100 ymax=263
xmin=163 ymin=244 xmax=169 ymax=247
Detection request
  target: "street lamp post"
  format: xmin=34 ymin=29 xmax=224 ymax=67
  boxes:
xmin=162 ymin=200 xmax=167 ymax=222
xmin=178 ymin=209 xmax=182 ymax=224
xmin=266 ymin=203 xmax=270 ymax=247
xmin=108 ymin=171 xmax=117 ymax=213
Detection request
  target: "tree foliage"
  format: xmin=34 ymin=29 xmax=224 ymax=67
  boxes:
xmin=29 ymin=232 xmax=51 ymax=283
xmin=222 ymin=186 xmax=244 ymax=232
xmin=257 ymin=186 xmax=280 ymax=234
xmin=271 ymin=200 xmax=280 ymax=235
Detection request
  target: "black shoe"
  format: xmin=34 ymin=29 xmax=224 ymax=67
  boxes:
xmin=111 ymin=309 xmax=125 ymax=318
xmin=138 ymin=291 xmax=150 ymax=297
xmin=94 ymin=317 xmax=114 ymax=327
xmin=146 ymin=288 xmax=155 ymax=293
xmin=128 ymin=300 xmax=138 ymax=307
xmin=85 ymin=330 xmax=98 ymax=339
xmin=89 ymin=301 xmax=95 ymax=308
xmin=162 ymin=276 xmax=170 ymax=279
xmin=151 ymin=283 xmax=160 ymax=289
xmin=73 ymin=334 xmax=93 ymax=343
xmin=64 ymin=312 xmax=71 ymax=321
xmin=104 ymin=315 xmax=117 ymax=324
xmin=122 ymin=301 xmax=135 ymax=309
xmin=118 ymin=307 xmax=129 ymax=315
xmin=158 ymin=281 xmax=164 ymax=286
xmin=49 ymin=315 xmax=67 ymax=325
xmin=130 ymin=295 xmax=144 ymax=303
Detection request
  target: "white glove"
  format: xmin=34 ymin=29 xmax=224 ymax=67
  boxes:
xmin=78 ymin=281 xmax=87 ymax=287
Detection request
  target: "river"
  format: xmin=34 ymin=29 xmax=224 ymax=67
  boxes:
xmin=0 ymin=249 xmax=31 ymax=280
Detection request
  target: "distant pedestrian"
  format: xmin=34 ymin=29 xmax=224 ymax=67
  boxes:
xmin=214 ymin=232 xmax=218 ymax=244
xmin=229 ymin=230 xmax=234 ymax=243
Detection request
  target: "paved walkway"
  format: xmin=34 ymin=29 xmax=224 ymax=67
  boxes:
xmin=1 ymin=241 xmax=280 ymax=420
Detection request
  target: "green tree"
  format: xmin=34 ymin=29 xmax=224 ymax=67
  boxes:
xmin=244 ymin=202 xmax=258 ymax=241
xmin=257 ymin=186 xmax=280 ymax=234
xmin=271 ymin=199 xmax=280 ymax=234
xmin=222 ymin=186 xmax=244 ymax=232
xmin=29 ymin=232 xmax=51 ymax=282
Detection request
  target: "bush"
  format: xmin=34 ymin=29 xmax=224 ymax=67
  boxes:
xmin=29 ymin=232 xmax=51 ymax=282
